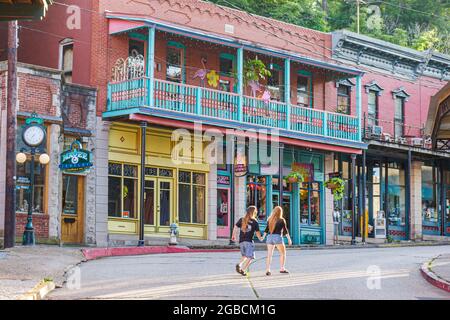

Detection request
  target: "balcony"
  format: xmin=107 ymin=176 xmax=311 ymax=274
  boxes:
xmin=107 ymin=77 xmax=361 ymax=143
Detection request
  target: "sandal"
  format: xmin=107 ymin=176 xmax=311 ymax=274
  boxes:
xmin=240 ymin=270 xmax=248 ymax=276
xmin=235 ymin=264 xmax=241 ymax=274
xmin=266 ymin=271 xmax=271 ymax=276
xmin=280 ymin=269 xmax=289 ymax=274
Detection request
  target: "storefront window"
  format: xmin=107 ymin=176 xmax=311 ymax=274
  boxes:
xmin=246 ymin=175 xmax=267 ymax=220
xmin=16 ymin=161 xmax=45 ymax=214
xmin=178 ymin=171 xmax=206 ymax=224
xmin=422 ymin=166 xmax=439 ymax=227
xmin=387 ymin=164 xmax=406 ymax=228
xmin=108 ymin=163 xmax=137 ymax=219
xmin=299 ymin=182 xmax=321 ymax=226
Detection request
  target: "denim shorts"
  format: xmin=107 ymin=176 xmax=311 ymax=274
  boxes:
xmin=240 ymin=241 xmax=255 ymax=259
xmin=266 ymin=234 xmax=283 ymax=245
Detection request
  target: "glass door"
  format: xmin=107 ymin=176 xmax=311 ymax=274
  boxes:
xmin=217 ymin=188 xmax=230 ymax=238
xmin=144 ymin=178 xmax=156 ymax=226
xmin=61 ymin=175 xmax=84 ymax=244
xmin=158 ymin=178 xmax=173 ymax=229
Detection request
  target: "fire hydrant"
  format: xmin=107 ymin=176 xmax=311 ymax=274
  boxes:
xmin=169 ymin=223 xmax=179 ymax=245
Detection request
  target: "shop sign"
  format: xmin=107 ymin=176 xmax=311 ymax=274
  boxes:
xmin=217 ymin=175 xmax=230 ymax=185
xmin=291 ymin=163 xmax=314 ymax=182
xmin=328 ymin=172 xmax=342 ymax=179
xmin=59 ymin=141 xmax=93 ymax=174
xmin=17 ymin=176 xmax=30 ymax=184
xmin=234 ymin=144 xmax=247 ymax=177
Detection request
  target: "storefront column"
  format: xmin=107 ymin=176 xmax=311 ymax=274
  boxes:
xmin=48 ymin=123 xmax=62 ymax=241
xmin=361 ymin=150 xmax=367 ymax=243
xmin=207 ymin=164 xmax=218 ymax=241
xmin=324 ymin=153 xmax=335 ymax=245
xmin=278 ymin=143 xmax=284 ymax=206
xmin=351 ymin=154 xmax=357 ymax=245
xmin=138 ymin=122 xmax=147 ymax=246
xmin=94 ymin=119 xmax=111 ymax=247
xmin=410 ymin=160 xmax=423 ymax=240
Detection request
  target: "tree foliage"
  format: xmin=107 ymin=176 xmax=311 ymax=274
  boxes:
xmin=211 ymin=0 xmax=450 ymax=54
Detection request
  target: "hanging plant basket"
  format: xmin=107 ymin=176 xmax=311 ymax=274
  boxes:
xmin=324 ymin=177 xmax=345 ymax=201
xmin=284 ymin=171 xmax=304 ymax=184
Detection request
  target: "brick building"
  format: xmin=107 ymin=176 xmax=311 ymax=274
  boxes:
xmin=1 ymin=0 xmax=449 ymax=246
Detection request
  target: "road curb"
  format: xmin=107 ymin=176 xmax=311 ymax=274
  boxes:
xmin=81 ymin=246 xmax=240 ymax=260
xmin=420 ymin=256 xmax=450 ymax=293
xmin=17 ymin=280 xmax=56 ymax=300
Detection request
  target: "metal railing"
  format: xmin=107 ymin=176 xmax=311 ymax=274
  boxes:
xmin=107 ymin=77 xmax=362 ymax=142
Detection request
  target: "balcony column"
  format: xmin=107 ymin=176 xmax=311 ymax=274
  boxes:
xmin=284 ymin=58 xmax=291 ymax=130
xmin=237 ymin=47 xmax=244 ymax=122
xmin=356 ymin=75 xmax=362 ymax=141
xmin=146 ymin=25 xmax=156 ymax=107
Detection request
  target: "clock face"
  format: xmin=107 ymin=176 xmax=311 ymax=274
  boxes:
xmin=23 ymin=125 xmax=45 ymax=147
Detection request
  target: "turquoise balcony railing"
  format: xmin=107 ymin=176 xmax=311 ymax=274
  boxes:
xmin=107 ymin=77 xmax=361 ymax=142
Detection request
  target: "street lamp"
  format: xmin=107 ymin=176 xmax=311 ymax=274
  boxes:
xmin=17 ymin=149 xmax=50 ymax=245
xmin=18 ymin=113 xmax=49 ymax=246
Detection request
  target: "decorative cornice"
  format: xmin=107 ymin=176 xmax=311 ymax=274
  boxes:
xmin=392 ymin=87 xmax=410 ymax=101
xmin=332 ymin=30 xmax=450 ymax=81
xmin=336 ymin=78 xmax=355 ymax=91
xmin=365 ymin=80 xmax=384 ymax=95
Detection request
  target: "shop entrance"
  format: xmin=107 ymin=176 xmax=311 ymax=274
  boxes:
xmin=61 ymin=175 xmax=85 ymax=244
xmin=217 ymin=188 xmax=231 ymax=238
xmin=143 ymin=177 xmax=173 ymax=232
xmin=272 ymin=193 xmax=292 ymax=234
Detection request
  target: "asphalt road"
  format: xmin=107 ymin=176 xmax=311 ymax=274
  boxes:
xmin=48 ymin=245 xmax=450 ymax=300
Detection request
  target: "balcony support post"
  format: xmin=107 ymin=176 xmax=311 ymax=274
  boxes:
xmin=196 ymin=87 xmax=202 ymax=115
xmin=146 ymin=25 xmax=156 ymax=108
xmin=284 ymin=58 xmax=291 ymax=130
xmin=237 ymin=47 xmax=244 ymax=122
xmin=323 ymin=112 xmax=328 ymax=137
xmin=356 ymin=75 xmax=362 ymax=141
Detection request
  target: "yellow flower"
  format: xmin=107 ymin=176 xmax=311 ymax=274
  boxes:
xmin=207 ymin=70 xmax=219 ymax=88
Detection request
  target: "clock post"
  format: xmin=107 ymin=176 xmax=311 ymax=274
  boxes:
xmin=16 ymin=113 xmax=50 ymax=246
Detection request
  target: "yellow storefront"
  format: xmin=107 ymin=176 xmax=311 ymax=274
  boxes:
xmin=107 ymin=123 xmax=209 ymax=239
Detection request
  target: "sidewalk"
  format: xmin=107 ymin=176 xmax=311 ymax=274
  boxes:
xmin=421 ymin=254 xmax=450 ymax=293
xmin=0 ymin=245 xmax=84 ymax=300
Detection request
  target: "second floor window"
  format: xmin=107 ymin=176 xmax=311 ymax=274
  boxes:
xmin=267 ymin=67 xmax=283 ymax=102
xmin=337 ymin=85 xmax=351 ymax=114
xmin=60 ymin=40 xmax=73 ymax=83
xmin=367 ymin=91 xmax=378 ymax=127
xmin=297 ymin=75 xmax=311 ymax=107
xmin=166 ymin=45 xmax=183 ymax=83
xmin=394 ymin=97 xmax=405 ymax=138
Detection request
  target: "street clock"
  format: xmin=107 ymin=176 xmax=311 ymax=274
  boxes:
xmin=22 ymin=125 xmax=46 ymax=147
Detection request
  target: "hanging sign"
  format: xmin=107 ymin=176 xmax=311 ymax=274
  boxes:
xmin=234 ymin=144 xmax=247 ymax=177
xmin=291 ymin=163 xmax=314 ymax=182
xmin=328 ymin=172 xmax=342 ymax=179
xmin=59 ymin=141 xmax=93 ymax=174
xmin=217 ymin=175 xmax=230 ymax=185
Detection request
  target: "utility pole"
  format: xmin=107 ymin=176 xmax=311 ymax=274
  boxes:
xmin=4 ymin=21 xmax=18 ymax=248
xmin=356 ymin=0 xmax=360 ymax=34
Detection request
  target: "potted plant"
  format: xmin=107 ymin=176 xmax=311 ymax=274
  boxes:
xmin=284 ymin=171 xmax=304 ymax=184
xmin=324 ymin=177 xmax=345 ymax=201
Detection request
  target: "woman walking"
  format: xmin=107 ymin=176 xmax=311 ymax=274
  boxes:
xmin=231 ymin=206 xmax=264 ymax=276
xmin=263 ymin=206 xmax=292 ymax=276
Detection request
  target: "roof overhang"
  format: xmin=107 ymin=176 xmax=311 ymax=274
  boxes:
xmin=107 ymin=14 xmax=364 ymax=78
xmin=0 ymin=0 xmax=52 ymax=21
xmin=425 ymin=81 xmax=450 ymax=139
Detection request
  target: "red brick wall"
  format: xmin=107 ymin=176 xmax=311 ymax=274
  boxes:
xmin=15 ymin=213 xmax=49 ymax=239
xmin=325 ymin=71 xmax=447 ymax=136
xmin=18 ymin=71 xmax=59 ymax=116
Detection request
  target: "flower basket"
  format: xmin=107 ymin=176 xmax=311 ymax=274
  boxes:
xmin=284 ymin=171 xmax=304 ymax=184
xmin=324 ymin=177 xmax=345 ymax=201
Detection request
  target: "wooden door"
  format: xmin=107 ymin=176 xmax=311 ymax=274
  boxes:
xmin=217 ymin=188 xmax=230 ymax=238
xmin=61 ymin=175 xmax=84 ymax=244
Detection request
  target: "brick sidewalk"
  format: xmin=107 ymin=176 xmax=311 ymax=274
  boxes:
xmin=0 ymin=245 xmax=83 ymax=299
